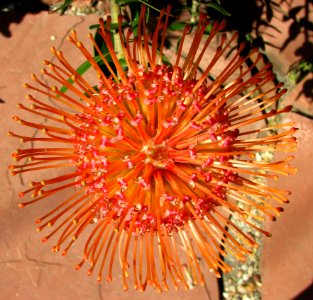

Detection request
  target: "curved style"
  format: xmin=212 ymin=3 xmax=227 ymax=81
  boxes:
xmin=9 ymin=6 xmax=297 ymax=292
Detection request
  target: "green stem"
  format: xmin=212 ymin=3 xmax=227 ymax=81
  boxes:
xmin=110 ymin=0 xmax=123 ymax=60
xmin=190 ymin=0 xmax=199 ymax=24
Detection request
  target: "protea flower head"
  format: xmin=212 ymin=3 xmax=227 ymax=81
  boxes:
xmin=9 ymin=5 xmax=297 ymax=292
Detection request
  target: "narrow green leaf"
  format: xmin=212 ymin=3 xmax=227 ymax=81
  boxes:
xmin=59 ymin=56 xmax=103 ymax=94
xmin=89 ymin=24 xmax=100 ymax=30
xmin=206 ymin=3 xmax=231 ymax=16
xmin=161 ymin=53 xmax=170 ymax=65
xmin=89 ymin=22 xmax=129 ymax=31
xmin=168 ymin=21 xmax=187 ymax=31
xmin=205 ymin=23 xmax=213 ymax=34
xmin=93 ymin=30 xmax=109 ymax=57
xmin=131 ymin=10 xmax=140 ymax=36
xmin=119 ymin=58 xmax=128 ymax=69
xmin=51 ymin=0 xmax=73 ymax=15
xmin=119 ymin=0 xmax=162 ymax=13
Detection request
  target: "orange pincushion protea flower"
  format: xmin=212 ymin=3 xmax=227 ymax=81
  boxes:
xmin=9 ymin=6 xmax=297 ymax=292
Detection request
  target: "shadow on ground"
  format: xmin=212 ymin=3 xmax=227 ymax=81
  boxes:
xmin=0 ymin=0 xmax=49 ymax=37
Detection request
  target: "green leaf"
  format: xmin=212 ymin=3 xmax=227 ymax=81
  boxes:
xmin=168 ymin=21 xmax=187 ymax=31
xmin=119 ymin=58 xmax=128 ymax=70
xmin=206 ymin=3 xmax=231 ymax=16
xmin=59 ymin=56 xmax=103 ymax=94
xmin=89 ymin=24 xmax=100 ymax=30
xmin=204 ymin=23 xmax=213 ymax=34
xmin=89 ymin=22 xmax=130 ymax=32
xmin=131 ymin=10 xmax=140 ymax=37
xmin=119 ymin=0 xmax=162 ymax=13
xmin=161 ymin=53 xmax=170 ymax=65
xmin=175 ymin=36 xmax=182 ymax=52
xmin=51 ymin=0 xmax=73 ymax=15
xmin=93 ymin=30 xmax=109 ymax=57
xmin=245 ymin=33 xmax=253 ymax=42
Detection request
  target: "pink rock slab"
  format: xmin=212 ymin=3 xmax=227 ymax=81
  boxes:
xmin=0 ymin=10 xmax=219 ymax=300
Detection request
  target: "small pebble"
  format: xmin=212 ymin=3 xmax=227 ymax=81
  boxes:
xmin=242 ymin=273 xmax=249 ymax=281
xmin=238 ymin=285 xmax=246 ymax=294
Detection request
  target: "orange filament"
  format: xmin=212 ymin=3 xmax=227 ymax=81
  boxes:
xmin=9 ymin=5 xmax=297 ymax=293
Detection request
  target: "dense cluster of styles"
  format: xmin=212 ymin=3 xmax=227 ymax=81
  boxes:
xmin=9 ymin=6 xmax=297 ymax=292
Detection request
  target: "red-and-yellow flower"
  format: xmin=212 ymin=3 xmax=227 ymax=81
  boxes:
xmin=9 ymin=6 xmax=297 ymax=292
